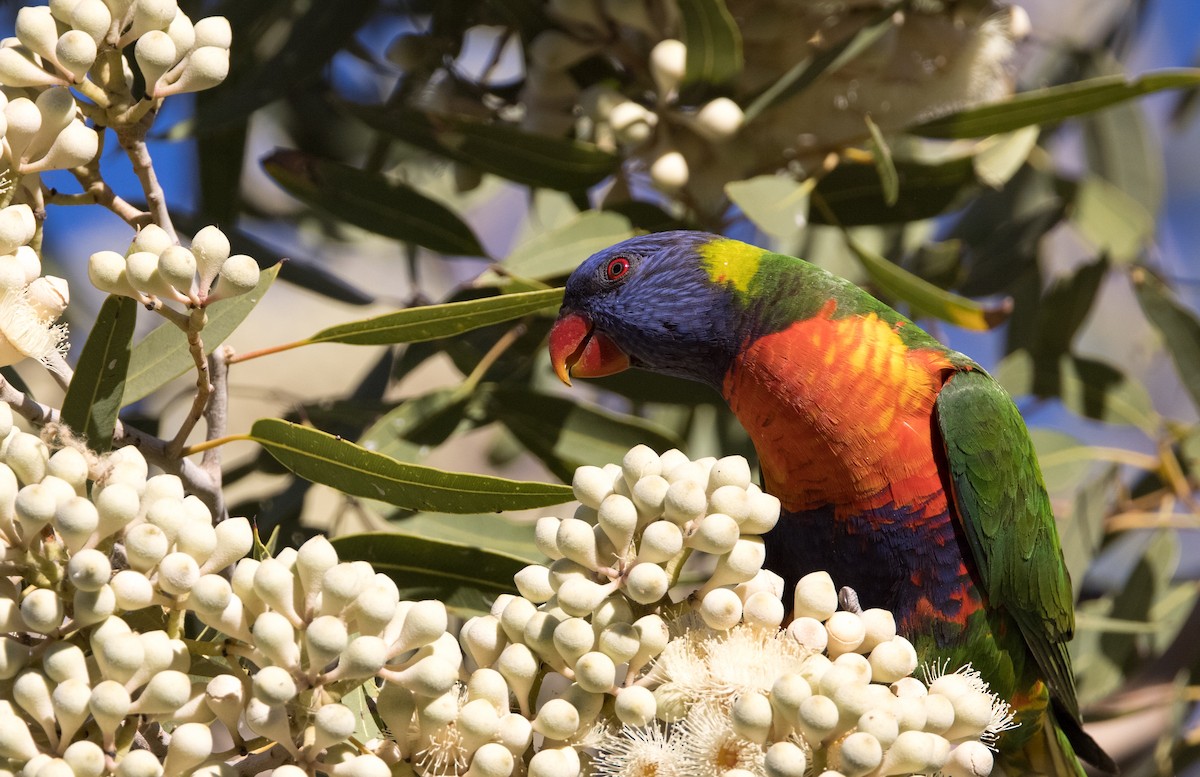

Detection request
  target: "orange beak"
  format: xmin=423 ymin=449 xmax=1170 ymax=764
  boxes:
xmin=548 ymin=313 xmax=631 ymax=386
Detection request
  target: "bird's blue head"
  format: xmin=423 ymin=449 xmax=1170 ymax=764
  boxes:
xmin=549 ymin=230 xmax=748 ymax=389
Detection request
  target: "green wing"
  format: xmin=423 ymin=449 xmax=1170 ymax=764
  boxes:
xmin=935 ymin=368 xmax=1079 ymax=718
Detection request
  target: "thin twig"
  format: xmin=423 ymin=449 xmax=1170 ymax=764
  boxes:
xmin=167 ymin=308 xmax=211 ymax=459
xmin=116 ymin=117 xmax=177 ymax=242
xmin=70 ymin=162 xmax=152 ymax=230
xmin=0 ymin=374 xmax=222 ymax=514
xmin=200 ymin=347 xmax=231 ymax=519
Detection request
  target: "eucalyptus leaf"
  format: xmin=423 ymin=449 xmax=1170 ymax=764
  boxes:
xmin=495 ymin=211 xmax=635 ymax=282
xmin=386 ymin=512 xmax=541 ymax=563
xmin=330 ymin=532 xmax=525 ymax=616
xmin=61 ymin=296 xmax=137 ymax=452
xmin=1071 ymin=177 xmax=1154 ymax=264
xmin=841 ymin=232 xmax=1009 ymax=331
xmin=306 ymin=288 xmax=563 ymax=346
xmin=972 ymin=126 xmax=1039 ymax=189
xmin=488 ymin=388 xmax=685 ymax=481
xmin=251 ymin=419 xmax=574 ymax=512
xmin=864 ymin=114 xmax=898 ymax=206
xmin=811 ymin=157 xmax=976 ymax=226
xmin=678 ymin=0 xmax=743 ymax=98
xmin=123 ymin=264 xmax=281 ymax=406
xmin=1132 ymin=268 xmax=1200 ymax=414
xmin=725 ymin=176 xmax=809 ymax=240
xmin=262 ymin=149 xmax=487 ymax=257
xmin=912 ymin=69 xmax=1200 ymax=139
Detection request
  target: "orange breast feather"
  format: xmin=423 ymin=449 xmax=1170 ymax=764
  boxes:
xmin=723 ymin=301 xmax=956 ymax=513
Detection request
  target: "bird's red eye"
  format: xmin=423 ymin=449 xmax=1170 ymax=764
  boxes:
xmin=606 ymin=256 xmax=631 ymax=281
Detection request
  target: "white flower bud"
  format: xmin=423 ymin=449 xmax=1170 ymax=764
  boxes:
xmin=868 ymin=636 xmax=918 ymax=684
xmin=462 ymin=614 xmax=506 ymax=669
xmin=155 ymin=245 xmax=195 ymax=297
xmin=534 ymin=516 xmax=564 ymax=560
xmin=185 ymin=225 xmax=229 ymax=291
xmin=252 ymin=610 xmax=300 ymax=669
xmin=174 ymin=522 xmax=216 ymax=567
xmin=312 ymin=702 xmax=356 ymax=752
xmin=16 ymin=6 xmax=59 ymax=62
xmin=769 ymin=673 xmax=812 ymax=728
xmin=252 ymin=557 xmax=301 ymax=622
xmin=0 ymin=712 xmax=40 ymax=761
xmin=187 ymin=573 xmax=232 ymax=614
xmin=880 ymin=730 xmax=950 ymax=774
xmin=649 ymin=39 xmax=686 ymax=96
xmin=295 ymin=533 xmax=337 ymax=599
xmin=793 ymin=571 xmax=837 ymax=621
xmin=699 ymin=587 xmax=743 ymax=630
xmin=124 ymin=523 xmax=168 ymax=572
xmin=498 ymin=595 xmax=537 ymax=644
xmin=892 ymin=676 xmax=927 ymax=699
xmin=597 ymin=494 xmax=638 ymax=553
xmin=592 ymin=595 xmax=633 ymax=632
xmin=942 ymin=740 xmax=994 ymax=777
xmin=631 ymin=474 xmax=669 ymax=519
xmin=124 ymin=250 xmax=180 ymax=301
xmin=14 ymin=670 xmax=55 ymax=742
xmin=63 ymin=740 xmax=106 ymax=777
xmin=742 ymin=590 xmax=785 ymax=630
xmin=165 ymin=10 xmax=195 ymax=57
xmin=52 ymin=677 xmax=94 ymax=744
xmin=729 ymin=690 xmax=773 ymax=744
xmin=74 ymin=584 xmax=116 ymax=626
xmin=764 ymin=741 xmax=808 ymax=777
xmin=597 ymin=621 xmax=639 ymax=664
xmin=88 ymin=680 xmax=132 ymax=736
xmin=132 ymin=670 xmax=192 ymax=716
xmin=943 ymin=689 xmax=996 ymax=741
xmin=544 ymin=617 xmax=587 ymax=667
xmin=833 ymin=731 xmax=882 ymax=777
xmin=162 ymin=721 xmax=212 ymax=776
xmin=204 ymin=674 xmax=244 ymax=738
xmin=0 ymin=636 xmax=30 ymax=680
xmin=353 ymin=578 xmax=400 ymax=636
xmin=52 ymin=31 xmax=96 ymax=82
xmin=923 ymin=693 xmax=956 ymax=734
xmin=624 ymin=561 xmax=672 ymax=604
xmin=528 ymin=746 xmax=580 ymax=777
xmin=709 ymin=486 xmax=750 ymax=525
xmin=797 ymin=694 xmax=839 ymax=743
xmin=825 ymin=611 xmax=866 ymax=657
xmin=94 ymin=482 xmax=139 ymax=540
xmin=708 ymin=455 xmax=751 ymax=491
xmin=465 ymin=741 xmax=514 ymax=777
xmin=194 ymin=16 xmax=231 ymax=49
xmin=562 ymin=575 xmax=615 ymax=616
xmin=688 ymin=512 xmax=740 ymax=554
xmin=114 ymin=750 xmax=163 ymax=777
xmin=331 ymin=755 xmax=391 ymax=777
xmin=202 ymin=516 xmax=253 ymax=573
xmin=42 ymin=642 xmax=87 ymax=684
xmin=627 ymin=613 xmax=668 ymax=678
xmin=573 ymin=650 xmax=616 ymax=693
xmin=24 ymin=276 xmax=68 ymax=324
xmin=156 ymin=551 xmax=200 ymax=595
xmin=252 ymin=665 xmax=297 ymax=705
xmin=496 ymin=643 xmax=538 ymax=714
xmin=20 ymin=588 xmax=63 ymax=634
xmin=67 ymin=548 xmax=112 ymax=591
xmin=337 ymin=635 xmax=388 ymax=680
xmin=694 ymin=97 xmax=744 ymax=141
xmin=0 ymin=205 xmax=36 ymax=255
xmin=532 ymin=698 xmax=579 ymax=741
xmin=8 ymin=434 xmax=49 ymax=487
xmin=609 ymin=101 xmax=656 ymax=145
xmin=14 ymin=245 xmax=43 ymax=286
xmin=498 ymin=711 xmax=533 ymax=755
xmin=571 ymin=465 xmax=612 ymax=509
xmin=302 ymin=614 xmax=347 ymax=671
xmin=128 ymin=224 xmax=171 ymax=256
xmin=95 ymin=630 xmax=144 ymax=683
xmin=859 ymin=608 xmax=896 ymax=652
xmin=555 ymin=517 xmax=599 ymax=570
xmin=663 ymin=479 xmax=706 ymax=525
xmin=243 ymin=698 xmax=295 ymax=754
xmin=635 ymin=520 xmax=682 ymax=563
xmin=111 ymin=569 xmax=155 ymax=611
xmin=705 ymin=537 xmax=766 ymax=590
xmin=513 ymin=565 xmax=554 ymax=605
xmin=621 ymin=445 xmax=660 ymax=482
xmin=71 ymin=0 xmax=112 ymax=44
xmin=650 ymin=151 xmax=689 ymax=191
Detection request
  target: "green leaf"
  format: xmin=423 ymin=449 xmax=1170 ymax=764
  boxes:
xmin=811 ymin=157 xmax=976 ymax=226
xmin=487 ymin=388 xmax=685 ymax=482
xmin=345 ymin=104 xmax=620 ymax=191
xmin=123 ymin=263 xmax=280 ymax=406
xmin=251 ymin=419 xmax=575 ymax=512
xmin=331 ymin=532 xmax=525 ymax=617
xmin=678 ymin=0 xmax=743 ymax=97
xmin=841 ymin=231 xmax=1009 ymax=331
xmin=972 ymin=126 xmax=1039 ymax=188
xmin=1030 ymin=430 xmax=1095 ymax=495
xmin=387 ymin=512 xmax=541 ymax=563
xmin=1132 ymin=269 xmax=1200 ymax=414
xmin=494 ymin=211 xmax=635 ymax=282
xmin=864 ymin=114 xmax=898 ymax=206
xmin=725 ymin=176 xmax=810 ymax=240
xmin=262 ymin=149 xmax=487 ymax=257
xmin=1082 ymin=92 xmax=1165 ymax=217
xmin=996 ymin=351 xmax=1159 ymax=434
xmin=357 ymin=387 xmax=471 ymax=464
xmin=61 ymin=296 xmax=137 ymax=453
xmin=742 ymin=3 xmax=899 ymax=123
xmin=1070 ymin=177 xmax=1153 ymax=264
xmin=912 ymin=69 xmax=1200 ymax=139
xmin=306 ymin=288 xmax=563 ymax=346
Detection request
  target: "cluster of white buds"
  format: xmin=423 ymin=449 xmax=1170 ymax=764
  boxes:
xmin=0 ymin=1 xmax=231 ymax=121
xmin=0 ymin=86 xmax=98 ymax=176
xmin=88 ymin=224 xmax=259 ymax=308
xmin=0 ymin=203 xmax=69 ymax=367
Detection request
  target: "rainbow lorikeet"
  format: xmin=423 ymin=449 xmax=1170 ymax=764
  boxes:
xmin=548 ymin=231 xmax=1116 ymax=776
